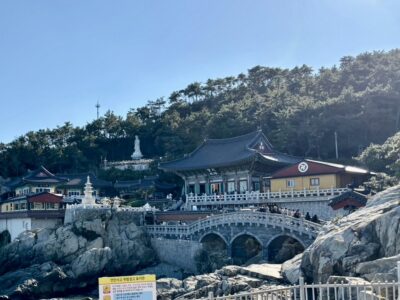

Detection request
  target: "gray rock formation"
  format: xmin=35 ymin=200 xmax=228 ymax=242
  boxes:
xmin=157 ymin=264 xmax=284 ymax=299
xmin=135 ymin=262 xmax=188 ymax=280
xmin=281 ymin=253 xmax=303 ymax=284
xmin=300 ymin=185 xmax=400 ymax=283
xmin=0 ymin=210 xmax=156 ymax=299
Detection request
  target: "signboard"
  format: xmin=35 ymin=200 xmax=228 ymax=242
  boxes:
xmin=99 ymin=274 xmax=156 ymax=300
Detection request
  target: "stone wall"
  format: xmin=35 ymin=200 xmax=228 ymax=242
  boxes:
xmin=31 ymin=219 xmax=61 ymax=231
xmin=0 ymin=218 xmax=31 ymax=240
xmin=64 ymin=205 xmax=144 ymax=225
xmin=151 ymin=238 xmax=202 ymax=272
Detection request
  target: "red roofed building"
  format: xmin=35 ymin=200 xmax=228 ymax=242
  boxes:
xmin=270 ymin=159 xmax=373 ymax=193
xmin=0 ymin=192 xmax=64 ymax=240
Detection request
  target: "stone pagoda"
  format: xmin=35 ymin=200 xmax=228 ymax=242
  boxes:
xmin=81 ymin=176 xmax=96 ymax=206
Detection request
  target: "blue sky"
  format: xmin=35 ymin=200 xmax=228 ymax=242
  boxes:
xmin=0 ymin=0 xmax=399 ymax=143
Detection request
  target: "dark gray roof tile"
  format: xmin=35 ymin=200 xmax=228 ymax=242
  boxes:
xmin=159 ymin=130 xmax=300 ymax=171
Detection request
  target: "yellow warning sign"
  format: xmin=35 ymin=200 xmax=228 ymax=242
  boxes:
xmin=99 ymin=274 xmax=156 ymax=300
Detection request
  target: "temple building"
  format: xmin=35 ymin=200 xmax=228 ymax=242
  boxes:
xmin=10 ymin=166 xmax=68 ymax=196
xmin=0 ymin=166 xmax=114 ymax=239
xmin=328 ymin=190 xmax=368 ymax=215
xmin=269 ymin=159 xmax=373 ymax=192
xmin=0 ymin=192 xmax=64 ymax=240
xmin=159 ymin=130 xmax=300 ymax=196
xmin=102 ymin=135 xmax=153 ymax=171
xmin=160 ymin=130 xmax=374 ymax=219
xmin=114 ymin=175 xmax=178 ymax=200
xmin=56 ymin=173 xmax=113 ymax=203
xmin=2 ymin=166 xmax=113 ymax=204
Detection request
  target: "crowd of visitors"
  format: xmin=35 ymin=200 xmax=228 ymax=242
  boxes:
xmin=258 ymin=205 xmax=320 ymax=224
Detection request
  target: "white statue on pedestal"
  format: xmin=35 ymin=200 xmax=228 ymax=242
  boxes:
xmin=112 ymin=196 xmax=121 ymax=208
xmin=131 ymin=135 xmax=143 ymax=160
xmin=81 ymin=176 xmax=96 ymax=206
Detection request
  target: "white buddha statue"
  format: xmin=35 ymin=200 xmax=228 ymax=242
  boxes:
xmin=131 ymin=135 xmax=143 ymax=160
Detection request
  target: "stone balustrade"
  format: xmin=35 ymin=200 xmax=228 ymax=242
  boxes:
xmin=186 ymin=187 xmax=349 ymax=207
xmin=146 ymin=211 xmax=322 ymax=240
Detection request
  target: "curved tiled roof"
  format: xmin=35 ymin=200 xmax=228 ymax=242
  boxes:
xmin=159 ymin=130 xmax=300 ymax=172
xmin=328 ymin=190 xmax=368 ymax=209
xmin=22 ymin=166 xmax=67 ymax=184
xmin=114 ymin=176 xmax=176 ymax=190
xmin=56 ymin=173 xmax=113 ymax=188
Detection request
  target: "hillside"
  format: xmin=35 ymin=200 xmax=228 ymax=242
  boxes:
xmin=1 ymin=49 xmax=400 ymax=178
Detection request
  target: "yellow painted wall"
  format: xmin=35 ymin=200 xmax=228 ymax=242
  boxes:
xmin=270 ymin=174 xmax=337 ymax=192
xmin=1 ymin=200 xmax=28 ymax=212
xmin=15 ymin=185 xmax=57 ymax=196
xmin=0 ymin=203 xmax=8 ymax=212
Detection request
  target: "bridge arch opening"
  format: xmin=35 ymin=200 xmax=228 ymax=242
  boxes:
xmin=0 ymin=230 xmax=11 ymax=247
xmin=267 ymin=235 xmax=305 ymax=263
xmin=231 ymin=234 xmax=262 ymax=265
xmin=196 ymin=233 xmax=230 ymax=273
xmin=200 ymin=232 xmax=228 ymax=252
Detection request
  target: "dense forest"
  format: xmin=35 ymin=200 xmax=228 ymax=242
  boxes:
xmin=0 ymin=49 xmax=400 ymax=182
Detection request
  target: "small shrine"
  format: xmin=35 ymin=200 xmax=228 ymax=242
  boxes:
xmin=102 ymin=135 xmax=153 ymax=171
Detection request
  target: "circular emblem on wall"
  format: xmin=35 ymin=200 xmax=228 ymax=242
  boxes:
xmin=298 ymin=162 xmax=309 ymax=173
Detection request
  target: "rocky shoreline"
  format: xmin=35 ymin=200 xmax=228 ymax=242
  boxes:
xmin=0 ymin=185 xmax=399 ymax=299
xmin=299 ymin=184 xmax=400 ymax=284
xmin=0 ymin=210 xmax=155 ymax=299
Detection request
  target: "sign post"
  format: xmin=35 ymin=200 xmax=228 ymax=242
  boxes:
xmin=99 ymin=274 xmax=156 ymax=300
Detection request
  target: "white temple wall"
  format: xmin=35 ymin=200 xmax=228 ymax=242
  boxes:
xmin=0 ymin=218 xmax=31 ymax=240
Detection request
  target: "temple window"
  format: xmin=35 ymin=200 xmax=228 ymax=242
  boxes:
xmin=227 ymin=181 xmax=235 ymax=193
xmin=46 ymin=203 xmax=55 ymax=209
xmin=210 ymin=183 xmax=222 ymax=194
xmin=199 ymin=183 xmax=206 ymax=194
xmin=33 ymin=202 xmax=43 ymax=210
xmin=310 ymin=178 xmax=320 ymax=186
xmin=187 ymin=184 xmax=195 ymax=194
xmin=287 ymin=179 xmax=295 ymax=188
xmin=252 ymin=181 xmax=260 ymax=191
xmin=239 ymin=180 xmax=248 ymax=193
xmin=68 ymin=190 xmax=81 ymax=197
xmin=35 ymin=188 xmax=50 ymax=193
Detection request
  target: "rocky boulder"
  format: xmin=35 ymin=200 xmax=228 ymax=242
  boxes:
xmin=281 ymin=253 xmax=303 ymax=284
xmin=0 ymin=209 xmax=156 ymax=299
xmin=300 ymin=185 xmax=400 ymax=283
xmin=157 ymin=264 xmax=284 ymax=300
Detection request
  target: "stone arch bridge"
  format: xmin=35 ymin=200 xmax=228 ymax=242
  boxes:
xmin=146 ymin=211 xmax=322 ymax=262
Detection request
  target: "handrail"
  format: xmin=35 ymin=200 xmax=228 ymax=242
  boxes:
xmin=185 ymin=188 xmax=349 ymax=206
xmin=180 ymin=260 xmax=400 ymax=299
xmin=185 ymin=278 xmax=400 ymax=300
xmin=146 ymin=211 xmax=322 ymax=239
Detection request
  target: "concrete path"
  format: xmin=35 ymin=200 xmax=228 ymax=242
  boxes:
xmin=242 ymin=263 xmax=282 ymax=281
